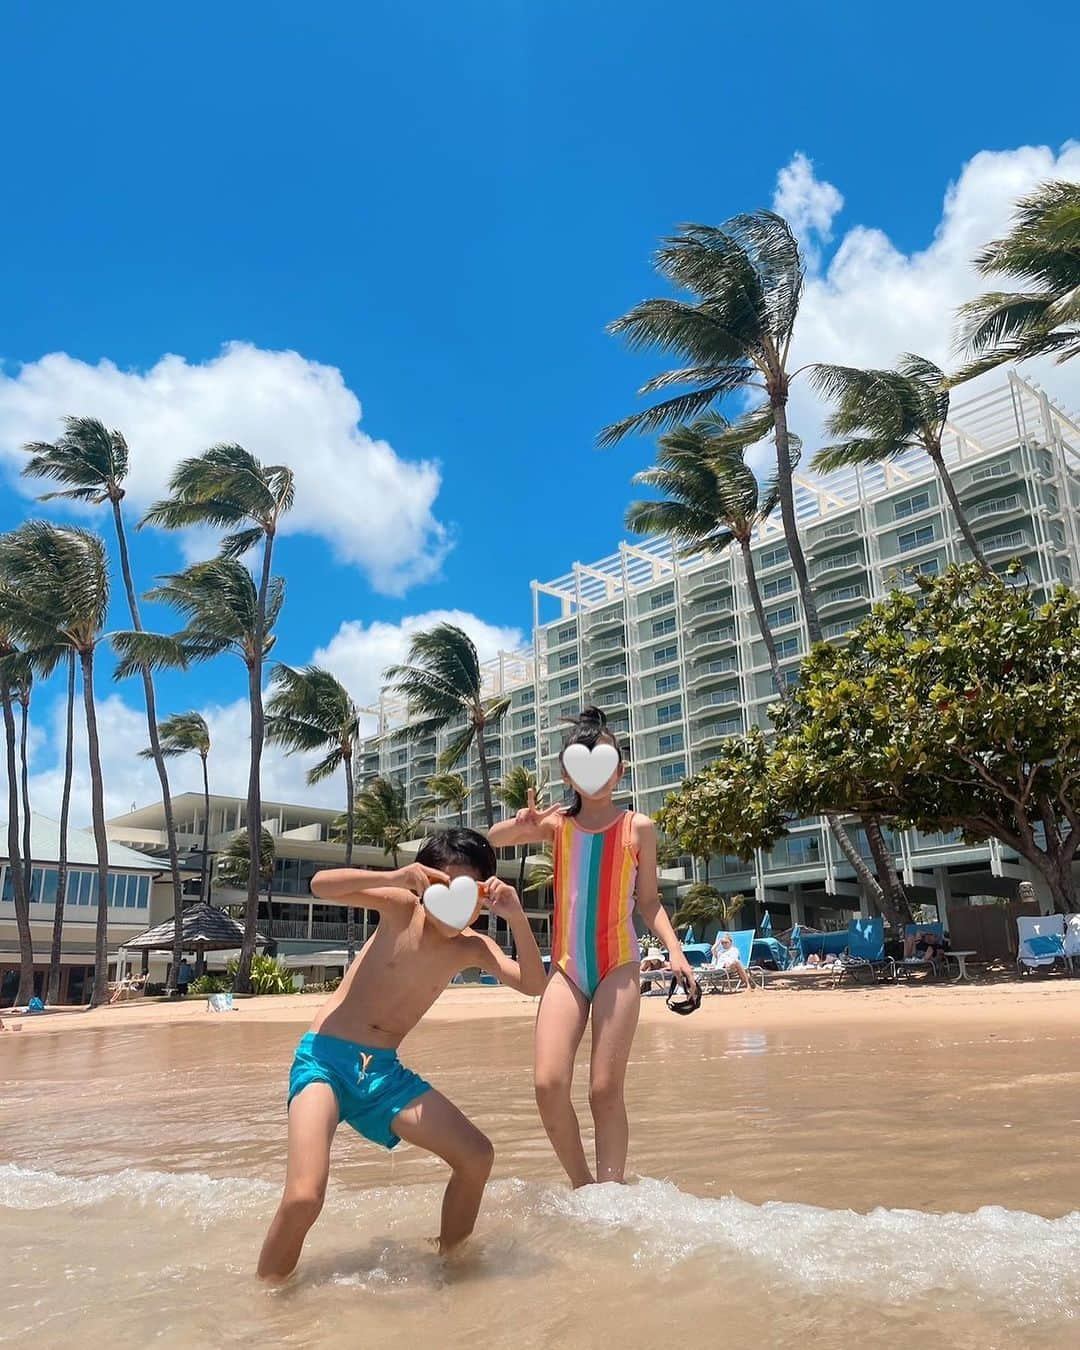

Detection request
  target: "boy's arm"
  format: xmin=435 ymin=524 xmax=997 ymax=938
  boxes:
xmin=310 ymin=863 xmax=448 ymax=912
xmin=462 ymin=878 xmax=547 ymax=996
xmin=632 ymin=816 xmax=696 ymax=988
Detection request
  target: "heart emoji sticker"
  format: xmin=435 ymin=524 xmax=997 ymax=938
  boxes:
xmin=563 ymin=742 xmax=620 ymax=796
xmin=423 ymin=875 xmax=480 ymax=931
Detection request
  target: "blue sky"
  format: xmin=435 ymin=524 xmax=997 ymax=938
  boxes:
xmin=1 ymin=0 xmax=1078 ymax=817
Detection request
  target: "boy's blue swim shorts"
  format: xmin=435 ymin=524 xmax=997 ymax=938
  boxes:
xmin=287 ymin=1031 xmax=431 ymax=1149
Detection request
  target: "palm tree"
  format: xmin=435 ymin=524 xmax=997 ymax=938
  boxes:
xmin=141 ymin=444 xmax=294 ymax=992
xmin=0 ymin=636 xmax=34 ymax=1004
xmin=47 ymin=652 xmax=76 ymax=1004
xmin=672 ymin=885 xmax=745 ymax=939
xmin=0 ymin=524 xmax=112 ymax=1004
xmin=142 ymin=713 xmax=212 ymax=904
xmin=23 ymin=418 xmax=189 ymax=993
xmin=344 ymin=776 xmax=426 ymax=867
xmin=811 ymin=356 xmax=990 ymax=574
xmin=216 ymin=827 xmax=276 ymax=934
xmin=496 ymin=765 xmax=548 ymax=897
xmin=422 ymin=772 xmax=469 ymax=825
xmin=625 ymin=412 xmax=901 ymax=921
xmin=601 ymin=213 xmax=824 ymax=640
xmin=112 ymin=557 xmax=284 ymax=991
xmin=955 ymin=180 xmax=1080 ymax=380
xmin=385 ymin=624 xmax=510 ymax=827
xmin=266 ymin=664 xmax=362 ymax=964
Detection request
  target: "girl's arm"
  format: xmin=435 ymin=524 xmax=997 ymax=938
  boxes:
xmin=310 ymin=862 xmax=448 ymax=912
xmin=632 ymin=816 xmax=696 ymax=988
xmin=487 ymin=789 xmax=562 ymax=848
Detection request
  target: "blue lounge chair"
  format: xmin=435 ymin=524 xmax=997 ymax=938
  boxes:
xmin=698 ymin=929 xmax=765 ymax=993
xmin=899 ymin=921 xmax=947 ymax=977
xmin=835 ymin=917 xmax=894 ymax=985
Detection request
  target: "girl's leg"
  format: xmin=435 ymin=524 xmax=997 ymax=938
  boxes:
xmin=257 ymin=1083 xmax=339 ymax=1281
xmin=588 ymin=963 xmax=641 ymax=1184
xmin=534 ymin=972 xmax=593 ymax=1187
xmin=391 ymin=1089 xmax=495 ymax=1253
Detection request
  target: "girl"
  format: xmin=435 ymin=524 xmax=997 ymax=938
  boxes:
xmin=489 ymin=706 xmax=695 ymax=1187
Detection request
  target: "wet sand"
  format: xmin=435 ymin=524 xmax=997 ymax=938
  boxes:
xmin=3 ymin=980 xmax=1079 ymax=1348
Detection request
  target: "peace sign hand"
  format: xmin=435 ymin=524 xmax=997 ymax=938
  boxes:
xmin=514 ymin=788 xmax=562 ymax=830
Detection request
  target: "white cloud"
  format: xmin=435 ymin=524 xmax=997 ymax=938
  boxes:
xmin=6 ymin=608 xmax=525 ymax=828
xmin=772 ymin=151 xmax=844 ymax=266
xmin=0 ymin=342 xmax=450 ymax=595
xmin=776 ymin=143 xmax=1080 ymax=459
xmin=313 ymin=608 xmax=525 ymax=724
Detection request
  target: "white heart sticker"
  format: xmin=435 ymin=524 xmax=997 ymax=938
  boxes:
xmin=563 ymin=742 xmax=620 ymax=796
xmin=423 ymin=875 xmax=480 ymax=931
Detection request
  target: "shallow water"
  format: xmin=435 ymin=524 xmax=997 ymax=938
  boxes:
xmin=3 ymin=1015 xmax=1079 ymax=1347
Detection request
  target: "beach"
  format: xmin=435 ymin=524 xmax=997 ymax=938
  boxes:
xmin=3 ymin=981 xmax=1079 ymax=1348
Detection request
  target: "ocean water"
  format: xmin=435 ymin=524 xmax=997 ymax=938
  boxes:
xmin=2 ymin=1014 xmax=1078 ymax=1348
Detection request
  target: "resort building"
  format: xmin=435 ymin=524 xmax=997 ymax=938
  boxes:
xmin=357 ymin=374 xmax=1080 ymax=931
xmin=0 ymin=815 xmax=187 ymax=1004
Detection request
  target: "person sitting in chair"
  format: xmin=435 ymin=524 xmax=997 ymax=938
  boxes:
xmin=709 ymin=933 xmax=756 ymax=992
xmin=903 ymin=929 xmax=947 ymax=963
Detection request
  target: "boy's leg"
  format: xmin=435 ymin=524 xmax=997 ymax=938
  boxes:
xmin=391 ymin=1089 xmax=494 ymax=1254
xmin=257 ymin=1083 xmax=339 ymax=1282
xmin=534 ymin=972 xmax=593 ymax=1187
xmin=588 ymin=963 xmax=641 ymax=1184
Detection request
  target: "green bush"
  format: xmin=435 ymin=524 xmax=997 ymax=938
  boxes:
xmin=189 ymin=974 xmax=228 ymax=995
xmin=225 ymin=953 xmax=293 ymax=995
xmin=301 ymin=977 xmax=342 ymax=994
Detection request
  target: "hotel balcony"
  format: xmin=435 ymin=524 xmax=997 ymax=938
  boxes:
xmin=810 ymin=549 xmax=865 ymax=582
xmin=686 ymin=656 xmax=739 ymax=688
xmin=687 ymin=626 xmax=736 ymax=656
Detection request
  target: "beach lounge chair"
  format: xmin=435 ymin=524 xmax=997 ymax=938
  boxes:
xmin=207 ymin=992 xmax=235 ymax=1012
xmin=1016 ymin=915 xmax=1071 ymax=976
xmin=1065 ymin=915 xmax=1080 ymax=965
xmin=697 ymin=930 xmax=765 ymax=993
xmin=898 ymin=922 xmax=947 ymax=978
xmin=834 ymin=917 xmax=894 ymax=986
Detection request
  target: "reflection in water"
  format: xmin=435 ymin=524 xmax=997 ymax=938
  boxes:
xmin=2 ymin=1015 xmax=1078 ymax=1348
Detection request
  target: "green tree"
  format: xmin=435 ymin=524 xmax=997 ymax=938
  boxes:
xmin=0 ymin=637 xmax=34 ymax=1004
xmin=141 ymin=713 xmax=212 ymax=904
xmin=672 ymin=884 xmax=746 ymax=939
xmin=112 ymin=557 xmax=284 ymax=989
xmin=422 ymin=772 xmax=469 ymax=825
xmin=47 ymin=652 xmax=77 ymax=1004
xmin=627 ymin=410 xmax=893 ymax=911
xmin=23 ymin=418 xmax=189 ymax=992
xmin=956 ymin=180 xmax=1080 ymax=380
xmin=216 ymin=827 xmax=277 ymax=930
xmin=811 ymin=355 xmax=989 ymax=573
xmin=496 ymin=764 xmax=548 ymax=898
xmin=385 ymin=624 xmax=511 ymax=827
xmin=343 ymin=776 xmax=425 ymax=867
xmin=266 ymin=664 xmax=362 ymax=964
xmin=1 ymin=524 xmax=113 ymax=1003
xmin=772 ymin=564 xmax=1080 ymax=913
xmin=141 ymin=444 xmax=294 ymax=993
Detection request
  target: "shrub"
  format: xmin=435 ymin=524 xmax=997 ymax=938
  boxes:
xmin=225 ymin=953 xmax=293 ymax=995
xmin=189 ymin=974 xmax=228 ymax=996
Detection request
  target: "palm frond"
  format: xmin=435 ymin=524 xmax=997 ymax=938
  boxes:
xmin=111 ymin=631 xmax=191 ymax=680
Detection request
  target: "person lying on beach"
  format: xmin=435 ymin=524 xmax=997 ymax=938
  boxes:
xmin=639 ymin=953 xmax=669 ymax=995
xmin=709 ymin=933 xmax=756 ymax=992
xmin=256 ymin=828 xmax=547 ymax=1283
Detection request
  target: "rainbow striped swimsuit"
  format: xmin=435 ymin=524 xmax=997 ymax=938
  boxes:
xmin=551 ymin=811 xmax=641 ymax=998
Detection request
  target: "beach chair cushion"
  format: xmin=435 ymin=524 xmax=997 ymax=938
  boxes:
xmin=1025 ymin=935 xmax=1065 ymax=958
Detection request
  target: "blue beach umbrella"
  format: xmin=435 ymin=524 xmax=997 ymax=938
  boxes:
xmin=684 ymin=927 xmax=697 ymax=944
xmin=761 ymin=911 xmax=773 ymax=936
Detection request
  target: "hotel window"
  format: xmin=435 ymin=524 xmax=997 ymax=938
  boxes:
xmin=650 ymin=587 xmax=675 ymax=610
xmin=522 ymin=756 xmax=536 ymax=772
xmin=1052 ymin=523 xmax=1066 ymax=546
xmin=518 ymin=710 xmax=536 ymax=727
xmin=519 ymin=688 xmax=535 ymax=704
xmin=657 ymin=730 xmax=685 ymax=754
xmin=825 ymin=583 xmax=864 ymax=604
xmin=758 ymin=543 xmax=789 ymax=570
xmin=558 ymin=676 xmax=579 ymax=696
xmin=520 ymin=732 xmax=536 ymax=750
xmin=659 ymin=760 xmax=687 ymax=785
xmin=762 ymin=574 xmax=793 ymax=600
xmin=652 ymin=643 xmax=678 ymax=666
xmin=654 ymin=672 xmax=680 ymax=696
xmin=557 ymin=651 xmax=578 ymax=669
xmin=766 ymin=604 xmax=796 ymax=628
xmin=910 ymin=558 xmax=940 ymax=577
xmin=776 ymin=636 xmax=799 ymax=660
xmin=656 ymin=700 xmax=682 ymax=724
xmin=556 ymin=624 xmax=577 ymax=645
xmin=898 ymin=525 xmax=935 ymax=553
xmin=894 ymin=491 xmax=930 ymax=521
xmin=972 ymin=461 xmax=1010 ymax=483
xmin=651 ymin=615 xmax=676 ymax=638
xmin=1046 ymin=487 xmax=1059 ymax=511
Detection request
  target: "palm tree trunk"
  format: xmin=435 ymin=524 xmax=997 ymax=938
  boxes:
xmin=742 ymin=530 xmax=887 ymax=909
xmin=110 ymin=500 xmax=185 ymax=993
xmin=863 ymin=817 xmax=914 ymax=928
xmin=80 ymin=649 xmax=112 ymax=1008
xmin=771 ymin=397 xmax=822 ymax=643
xmin=200 ymin=752 xmax=211 ymax=905
xmin=927 ymin=443 xmax=991 ymax=576
xmin=475 ymin=722 xmax=495 ymax=829
xmin=47 ymin=654 xmax=75 ymax=1004
xmin=237 ymin=529 xmax=275 ymax=993
xmin=343 ymin=749 xmax=357 ymax=965
xmin=2 ymin=683 xmax=33 ymax=1006
xmin=17 ymin=690 xmax=35 ymax=1004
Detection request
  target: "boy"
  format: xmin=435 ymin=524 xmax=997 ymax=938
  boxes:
xmin=257 ymin=828 xmax=546 ymax=1282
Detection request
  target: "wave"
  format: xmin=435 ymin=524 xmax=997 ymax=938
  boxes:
xmin=0 ymin=1164 xmax=279 ymax=1222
